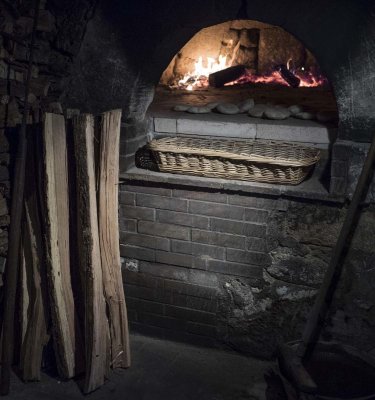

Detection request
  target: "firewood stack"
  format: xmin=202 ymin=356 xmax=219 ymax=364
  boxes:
xmin=16 ymin=109 xmax=130 ymax=393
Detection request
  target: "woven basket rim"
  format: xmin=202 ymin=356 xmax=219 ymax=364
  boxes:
xmin=149 ymin=136 xmax=320 ymax=167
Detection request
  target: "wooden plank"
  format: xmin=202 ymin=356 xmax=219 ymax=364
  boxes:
xmin=42 ymin=113 xmax=80 ymax=379
xmin=73 ymin=114 xmax=108 ymax=393
xmin=98 ymin=110 xmax=131 ymax=369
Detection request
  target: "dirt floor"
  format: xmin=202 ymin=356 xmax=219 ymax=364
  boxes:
xmin=7 ymin=334 xmax=274 ymax=400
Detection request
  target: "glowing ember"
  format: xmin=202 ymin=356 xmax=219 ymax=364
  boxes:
xmin=176 ymin=56 xmax=328 ymax=90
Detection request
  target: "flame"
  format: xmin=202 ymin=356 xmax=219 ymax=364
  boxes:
xmin=175 ymin=56 xmax=327 ymax=89
xmin=178 ymin=55 xmax=229 ymax=89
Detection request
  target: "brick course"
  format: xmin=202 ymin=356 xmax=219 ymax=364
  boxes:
xmin=189 ymin=201 xmax=244 ymax=220
xmin=157 ymin=210 xmax=209 ymax=229
xmin=138 ymin=221 xmax=190 ymax=240
xmin=119 ymin=182 xmax=282 ymax=346
xmin=191 ymin=229 xmax=246 ymax=250
xmin=137 ymin=193 xmax=187 ymax=212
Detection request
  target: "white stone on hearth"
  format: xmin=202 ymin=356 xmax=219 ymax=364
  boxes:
xmin=206 ymin=102 xmax=219 ymax=110
xmin=294 ymin=111 xmax=316 ymax=120
xmin=288 ymin=105 xmax=303 ymax=115
xmin=187 ymin=106 xmax=212 ymax=114
xmin=263 ymin=107 xmax=291 ymax=120
xmin=216 ymin=103 xmax=240 ymax=114
xmin=173 ymin=104 xmax=190 ymax=111
xmin=238 ymin=98 xmax=255 ymax=113
xmin=248 ymin=104 xmax=268 ymax=118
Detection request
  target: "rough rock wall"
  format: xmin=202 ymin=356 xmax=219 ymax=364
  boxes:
xmin=0 ymin=0 xmax=96 ymax=283
xmin=216 ymin=200 xmax=345 ymax=358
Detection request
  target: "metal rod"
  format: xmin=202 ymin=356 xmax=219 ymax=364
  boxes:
xmin=296 ymin=133 xmax=375 ymax=359
xmin=0 ymin=0 xmax=40 ymax=395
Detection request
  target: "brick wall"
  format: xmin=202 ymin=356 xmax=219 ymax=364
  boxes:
xmin=119 ymin=180 xmax=375 ymax=359
xmin=119 ymin=181 xmax=288 ymax=350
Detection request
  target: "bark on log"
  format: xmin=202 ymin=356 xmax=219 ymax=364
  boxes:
xmin=73 ymin=114 xmax=108 ymax=394
xmin=98 ymin=110 xmax=131 ymax=369
xmin=208 ymin=65 xmax=247 ymax=88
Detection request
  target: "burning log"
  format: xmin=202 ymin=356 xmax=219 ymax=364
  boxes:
xmin=275 ymin=64 xmax=300 ymax=88
xmin=208 ymin=65 xmax=247 ymax=88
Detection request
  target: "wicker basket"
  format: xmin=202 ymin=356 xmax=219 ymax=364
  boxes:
xmin=148 ymin=136 xmax=320 ymax=185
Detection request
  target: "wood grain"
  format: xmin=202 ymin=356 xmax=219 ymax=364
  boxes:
xmin=98 ymin=110 xmax=131 ymax=369
xmin=73 ymin=114 xmax=108 ymax=393
xmin=43 ymin=113 xmax=79 ymax=379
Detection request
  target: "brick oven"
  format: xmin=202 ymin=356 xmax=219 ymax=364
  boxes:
xmin=0 ymin=0 xmax=374 ymax=395
xmin=59 ymin=0 xmax=375 ymax=360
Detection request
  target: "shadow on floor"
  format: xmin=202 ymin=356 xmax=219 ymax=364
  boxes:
xmin=9 ymin=334 xmax=274 ymax=400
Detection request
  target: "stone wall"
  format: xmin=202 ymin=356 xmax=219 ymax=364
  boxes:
xmin=0 ymin=0 xmax=95 ymax=284
xmin=118 ymin=179 xmax=375 ymax=359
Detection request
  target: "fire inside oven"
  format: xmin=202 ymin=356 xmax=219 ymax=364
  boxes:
xmin=160 ymin=20 xmax=329 ymax=91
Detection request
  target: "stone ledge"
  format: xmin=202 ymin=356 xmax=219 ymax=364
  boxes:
xmin=120 ymin=167 xmax=345 ymax=203
xmin=150 ymin=111 xmax=337 ymax=147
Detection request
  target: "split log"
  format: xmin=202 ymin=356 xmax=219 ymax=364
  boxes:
xmin=42 ymin=113 xmax=82 ymax=379
xmin=275 ymin=64 xmax=301 ymax=88
xmin=73 ymin=114 xmax=108 ymax=393
xmin=19 ymin=130 xmax=49 ymax=381
xmin=19 ymin=238 xmax=29 ymax=352
xmin=98 ymin=110 xmax=131 ymax=369
xmin=19 ymin=204 xmax=49 ymax=381
xmin=208 ymin=65 xmax=247 ymax=88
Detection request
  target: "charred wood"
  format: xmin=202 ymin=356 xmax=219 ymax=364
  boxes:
xmin=208 ymin=65 xmax=247 ymax=88
xmin=275 ymin=64 xmax=300 ymax=88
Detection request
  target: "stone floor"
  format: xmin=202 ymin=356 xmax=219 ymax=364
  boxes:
xmin=8 ymin=334 xmax=274 ymax=400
